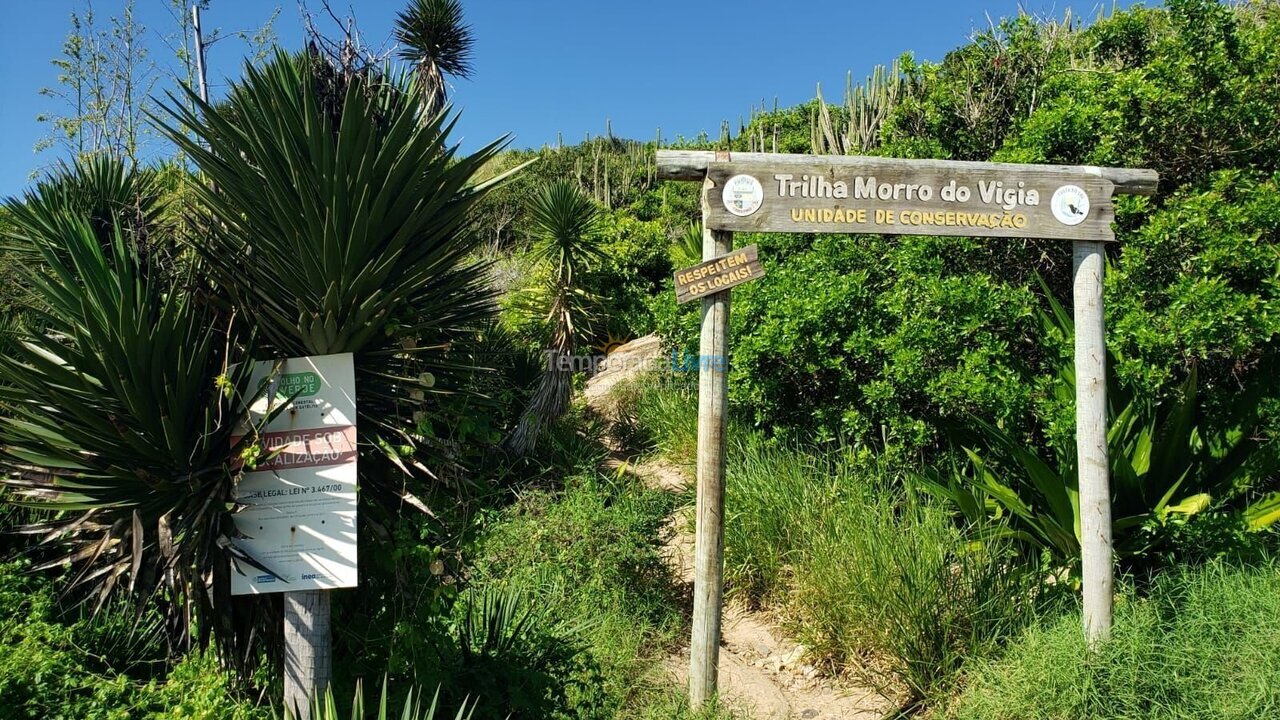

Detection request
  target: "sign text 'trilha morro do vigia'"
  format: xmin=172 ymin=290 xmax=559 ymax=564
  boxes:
xmin=705 ymin=156 xmax=1118 ymax=242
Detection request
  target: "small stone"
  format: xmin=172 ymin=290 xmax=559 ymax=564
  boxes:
xmin=801 ymin=710 xmax=819 ymax=719
xmin=781 ymin=646 xmax=805 ymax=666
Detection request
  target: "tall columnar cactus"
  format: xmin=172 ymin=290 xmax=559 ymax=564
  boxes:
xmin=812 ymin=59 xmax=911 ymax=155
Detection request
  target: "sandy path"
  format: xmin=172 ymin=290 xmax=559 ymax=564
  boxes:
xmin=585 ymin=335 xmax=886 ymax=720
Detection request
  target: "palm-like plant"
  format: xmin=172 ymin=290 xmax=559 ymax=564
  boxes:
xmin=917 ymin=277 xmax=1280 ymax=570
xmin=153 ymin=50 xmax=516 ymax=709
xmin=156 ymin=50 xmax=511 ymax=499
xmin=294 ymin=681 xmax=473 ymax=720
xmin=506 ymin=181 xmax=604 ymax=456
xmin=0 ymin=160 xmax=258 ymax=658
xmin=394 ymin=0 xmax=474 ymax=119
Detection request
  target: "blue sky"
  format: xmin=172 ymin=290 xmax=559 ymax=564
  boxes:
xmin=0 ymin=1 xmax=1148 ymax=198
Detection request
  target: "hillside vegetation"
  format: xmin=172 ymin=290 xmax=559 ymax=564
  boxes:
xmin=2 ymin=1 xmax=1280 ymax=719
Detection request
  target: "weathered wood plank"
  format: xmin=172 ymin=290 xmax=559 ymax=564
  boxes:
xmin=1074 ymin=240 xmax=1113 ymax=645
xmin=702 ymin=160 xmax=1117 ymax=242
xmin=657 ymin=149 xmax=1158 ymax=196
xmin=674 ymin=245 xmax=764 ymax=304
xmin=689 ymin=177 xmax=731 ymax=709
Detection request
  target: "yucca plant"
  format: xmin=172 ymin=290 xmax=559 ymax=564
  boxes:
xmin=155 ymin=50 xmax=512 ymax=500
xmin=394 ymin=0 xmax=474 ymax=119
xmin=0 ymin=160 xmax=262 ymax=660
xmin=917 ymin=276 xmax=1280 ymax=571
xmin=505 ymin=181 xmax=604 ymax=456
xmin=670 ymin=221 xmax=704 ymax=271
xmin=3 ymin=155 xmax=165 ymax=247
xmin=152 ymin=49 xmax=517 ymax=709
xmin=292 ymin=680 xmax=473 ymax=720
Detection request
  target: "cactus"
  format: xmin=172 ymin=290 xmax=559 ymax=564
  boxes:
xmin=811 ymin=58 xmax=911 ymax=155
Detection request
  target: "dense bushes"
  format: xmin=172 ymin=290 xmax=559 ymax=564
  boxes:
xmin=653 ymin=231 xmax=1042 ymax=451
xmin=463 ymin=470 xmax=684 ymax=719
xmin=652 ymin=0 xmax=1280 ymax=468
xmin=949 ymin=561 xmax=1280 ymax=719
xmin=0 ymin=562 xmax=265 ymax=720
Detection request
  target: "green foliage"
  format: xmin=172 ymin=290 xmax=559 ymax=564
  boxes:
xmin=612 ymin=376 xmax=1038 ymax=710
xmin=394 ymin=0 xmax=474 ymax=78
xmin=298 ymin=681 xmax=471 ymax=720
xmin=608 ymin=374 xmax=699 ymax=462
xmin=1108 ymin=171 xmax=1280 ymax=399
xmin=526 ymin=180 xmax=605 ymax=291
xmin=0 ymin=157 xmax=256 ymax=653
xmin=732 ymin=100 xmax=821 ymax=155
xmin=949 ymin=561 xmax=1280 ymax=720
xmin=159 ymin=49 xmax=509 ymax=493
xmin=464 ymin=468 xmax=683 ymax=719
xmin=652 ymin=232 xmax=1040 ymax=452
xmin=920 ymin=285 xmax=1280 ymax=572
xmin=653 ymin=2 xmax=1280 ymax=481
xmin=0 ymin=561 xmax=266 ymax=720
xmin=722 ymin=437 xmax=841 ymax=603
xmin=505 ymin=181 xmax=605 ymax=455
xmin=4 ymin=154 xmax=166 ymax=260
xmin=791 ymin=496 xmax=1037 ymax=707
xmin=440 ymin=587 xmax=593 ymax=720
xmin=579 ymin=210 xmax=670 ymax=341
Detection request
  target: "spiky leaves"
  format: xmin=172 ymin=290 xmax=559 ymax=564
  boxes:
xmin=394 ymin=0 xmax=474 ymax=118
xmin=155 ymin=51 xmax=508 ymax=501
xmin=0 ymin=183 xmax=254 ymax=657
xmin=506 ymin=181 xmax=603 ymax=456
xmin=3 ymin=154 xmax=165 ymax=272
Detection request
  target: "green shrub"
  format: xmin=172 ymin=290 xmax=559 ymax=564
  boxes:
xmin=949 ymin=561 xmax=1280 ymax=720
xmin=148 ymin=652 xmax=270 ymax=720
xmin=789 ymin=497 xmax=1038 ymax=708
xmin=463 ymin=470 xmax=683 ymax=719
xmin=437 ymin=587 xmax=596 ymax=720
xmin=0 ymin=561 xmax=266 ymax=720
xmin=920 ymin=281 xmax=1280 ymax=574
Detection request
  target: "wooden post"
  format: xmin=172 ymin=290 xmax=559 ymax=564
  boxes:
xmin=689 ymin=174 xmax=732 ymax=708
xmin=1073 ymin=240 xmax=1112 ymax=643
xmin=283 ymin=589 xmax=331 ymax=720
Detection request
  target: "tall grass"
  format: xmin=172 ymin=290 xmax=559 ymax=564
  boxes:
xmin=465 ymin=468 xmax=686 ymax=719
xmin=950 ymin=561 xmax=1280 ymax=719
xmin=722 ymin=437 xmax=841 ymax=603
xmin=791 ymin=498 xmax=1038 ymax=705
xmin=610 ymin=374 xmax=1040 ymax=709
xmin=607 ymin=374 xmax=698 ymax=462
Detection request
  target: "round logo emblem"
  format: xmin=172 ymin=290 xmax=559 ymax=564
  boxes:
xmin=723 ymin=174 xmax=764 ymax=217
xmin=1051 ymin=185 xmax=1090 ymax=226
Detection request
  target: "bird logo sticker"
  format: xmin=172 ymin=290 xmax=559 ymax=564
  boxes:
xmin=1051 ymin=185 xmax=1090 ymax=226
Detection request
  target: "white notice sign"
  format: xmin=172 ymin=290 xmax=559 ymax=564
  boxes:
xmin=230 ymin=353 xmax=358 ymax=595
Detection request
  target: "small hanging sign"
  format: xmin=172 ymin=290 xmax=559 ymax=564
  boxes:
xmin=674 ymin=244 xmax=766 ymax=304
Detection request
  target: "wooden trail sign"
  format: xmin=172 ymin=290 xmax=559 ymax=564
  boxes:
xmin=656 ymin=149 xmax=1157 ymax=710
xmin=705 ymin=158 xmax=1117 ymax=242
xmin=674 ymin=245 xmax=765 ymax=304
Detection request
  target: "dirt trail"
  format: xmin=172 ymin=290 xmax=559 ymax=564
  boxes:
xmin=585 ymin=335 xmax=887 ymax=720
